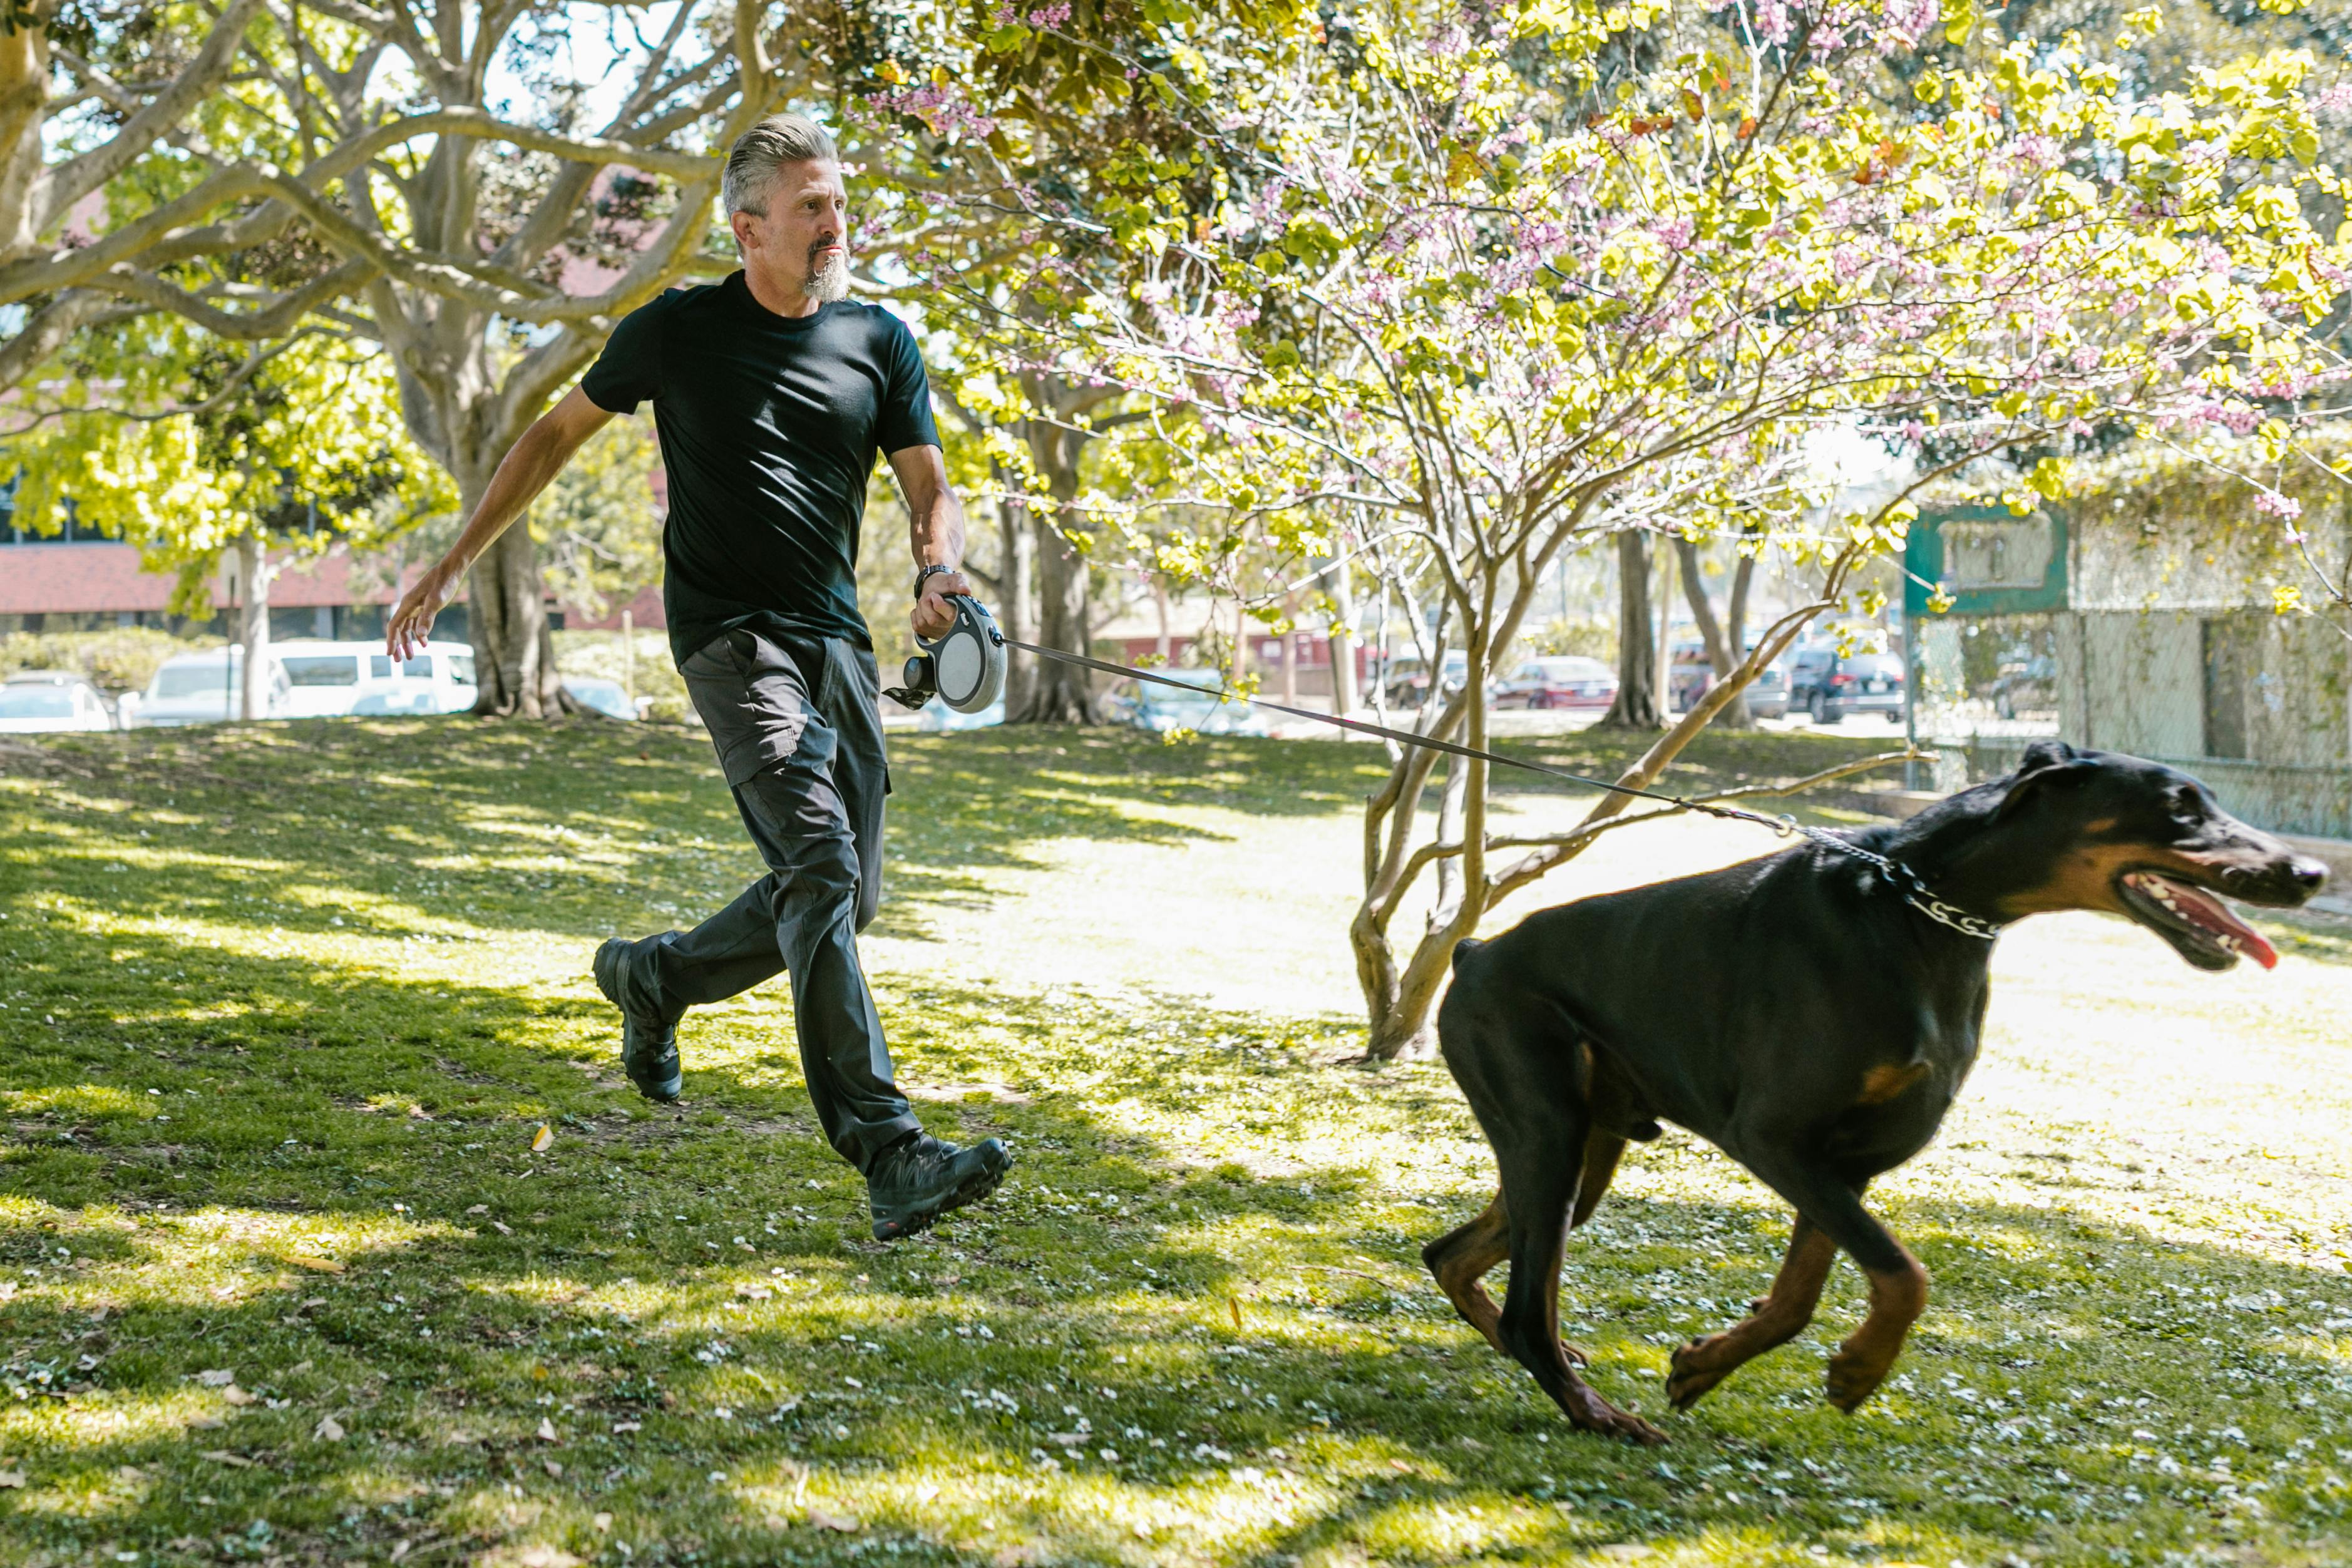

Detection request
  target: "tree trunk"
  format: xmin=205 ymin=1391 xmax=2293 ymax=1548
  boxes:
xmin=1153 ymin=578 xmax=1172 ymax=664
xmin=1676 ymin=536 xmax=1753 ymax=729
xmin=1597 ymin=530 xmax=1660 ymax=728
xmin=458 ymin=468 xmax=564 ymax=719
xmin=994 ymin=463 xmax=1039 ymax=715
xmin=1359 ymin=622 xmax=1496 ymax=1060
xmin=0 ymin=9 xmax=49 ymax=262
xmin=1428 ymin=754 xmax=1468 ymax=936
xmin=1015 ymin=511 xmax=1096 ymax=721
xmin=1327 ymin=549 xmax=1359 ymax=716
xmin=1655 ymin=533 xmax=1675 ymax=717
xmin=1360 ymin=951 xmax=1434 ymax=1058
xmin=1280 ymin=602 xmax=1298 ymax=706
xmin=1727 ymin=549 xmax=1756 ymax=657
xmin=232 ymin=532 xmax=274 ymax=722
xmin=1009 ymin=420 xmax=1096 ymax=724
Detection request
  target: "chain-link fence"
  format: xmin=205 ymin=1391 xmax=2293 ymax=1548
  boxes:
xmin=1913 ymin=607 xmax=2352 ymax=839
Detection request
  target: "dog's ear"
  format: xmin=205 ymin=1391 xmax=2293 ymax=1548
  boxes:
xmin=2016 ymin=739 xmax=2076 ymax=772
xmin=1994 ymin=740 xmax=2092 ymax=822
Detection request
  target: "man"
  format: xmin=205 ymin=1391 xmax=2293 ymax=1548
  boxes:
xmin=386 ymin=113 xmax=1010 ymax=1243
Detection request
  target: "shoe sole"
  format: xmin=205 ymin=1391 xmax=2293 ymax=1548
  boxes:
xmin=595 ymin=939 xmax=682 ymax=1104
xmin=872 ymin=1150 xmax=1012 ymax=1243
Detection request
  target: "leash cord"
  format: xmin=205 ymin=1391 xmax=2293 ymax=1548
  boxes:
xmin=999 ymin=637 xmax=2006 ymax=941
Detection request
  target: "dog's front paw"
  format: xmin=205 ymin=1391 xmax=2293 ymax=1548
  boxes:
xmin=1665 ymin=1336 xmax=1731 ymax=1411
xmin=1824 ymin=1346 xmax=1893 ymax=1413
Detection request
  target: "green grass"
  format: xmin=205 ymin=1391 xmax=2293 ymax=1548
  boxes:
xmin=2 ymin=719 xmax=2350 ymax=1568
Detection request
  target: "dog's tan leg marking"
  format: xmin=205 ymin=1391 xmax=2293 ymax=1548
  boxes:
xmin=1666 ymin=1216 xmax=1837 ymax=1410
xmin=1424 ymin=1193 xmax=1513 ymax=1356
xmin=1856 ymin=1063 xmax=1927 ymax=1105
xmin=1826 ymin=1247 xmax=1929 ymax=1412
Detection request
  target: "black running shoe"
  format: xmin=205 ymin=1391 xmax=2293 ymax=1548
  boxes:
xmin=592 ymin=936 xmax=682 ymax=1103
xmin=866 ymin=1135 xmax=1012 ymax=1241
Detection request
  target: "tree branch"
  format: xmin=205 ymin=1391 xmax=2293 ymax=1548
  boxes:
xmin=38 ymin=0 xmax=272 ymax=235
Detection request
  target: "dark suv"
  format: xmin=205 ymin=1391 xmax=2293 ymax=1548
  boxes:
xmin=1788 ymin=648 xmax=1905 ymax=725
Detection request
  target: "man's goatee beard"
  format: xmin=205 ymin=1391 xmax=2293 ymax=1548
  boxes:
xmin=808 ymin=251 xmax=850 ymax=304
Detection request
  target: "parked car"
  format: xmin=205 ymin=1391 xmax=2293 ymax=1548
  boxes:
xmin=1491 ymin=655 xmax=1618 ymax=710
xmin=1789 ymin=647 xmax=1906 ymax=724
xmin=1102 ymin=667 xmax=1275 ymax=736
xmin=349 ymin=641 xmax=480 ymax=715
xmin=1666 ymin=640 xmax=1791 ymax=718
xmin=0 ymin=670 xmax=118 ymax=733
xmin=1381 ymin=650 xmax=1469 ymax=709
xmin=562 ymin=675 xmax=642 ymax=722
xmin=271 ymin=639 xmax=377 ymax=719
xmin=133 ymin=648 xmax=291 ymax=726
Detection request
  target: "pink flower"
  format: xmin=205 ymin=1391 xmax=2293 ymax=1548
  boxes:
xmin=2253 ymin=491 xmax=2303 ymax=520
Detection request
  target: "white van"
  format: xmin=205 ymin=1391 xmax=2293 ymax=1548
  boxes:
xmin=133 ymin=648 xmax=292 ymax=726
xmin=271 ymin=639 xmax=374 ymax=718
xmin=348 ymin=639 xmax=479 ymax=715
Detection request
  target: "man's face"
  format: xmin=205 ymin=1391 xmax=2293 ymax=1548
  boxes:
xmin=734 ymin=159 xmax=850 ymax=302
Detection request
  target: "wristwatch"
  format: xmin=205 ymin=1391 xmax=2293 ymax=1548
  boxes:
xmin=913 ymin=563 xmax=955 ymax=599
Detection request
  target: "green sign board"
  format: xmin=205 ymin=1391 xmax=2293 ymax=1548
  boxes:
xmin=1903 ymin=505 xmax=2070 ymax=618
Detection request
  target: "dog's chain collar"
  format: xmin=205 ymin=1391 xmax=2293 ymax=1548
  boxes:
xmin=1760 ymin=813 xmax=2007 ymax=941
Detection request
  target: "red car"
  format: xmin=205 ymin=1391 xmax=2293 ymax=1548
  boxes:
xmin=1491 ymin=655 xmax=1619 ymax=710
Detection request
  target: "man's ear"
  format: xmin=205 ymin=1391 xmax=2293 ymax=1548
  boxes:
xmin=1995 ymin=741 xmax=2092 ymax=823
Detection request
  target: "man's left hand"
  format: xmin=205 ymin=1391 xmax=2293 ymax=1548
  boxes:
xmin=912 ymin=569 xmax=973 ymax=640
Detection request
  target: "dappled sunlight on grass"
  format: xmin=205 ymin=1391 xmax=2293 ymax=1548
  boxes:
xmin=0 ymin=720 xmax=2348 ymax=1564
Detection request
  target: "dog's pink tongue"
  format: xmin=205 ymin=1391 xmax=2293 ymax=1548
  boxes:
xmin=2164 ymin=876 xmax=2279 ymax=970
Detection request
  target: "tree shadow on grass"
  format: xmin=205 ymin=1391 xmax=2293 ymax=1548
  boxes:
xmin=4 ymin=903 xmax=2352 ymax=1566
xmin=11 ymin=722 xmax=2337 ymax=1566
xmin=3 ymin=718 xmax=1903 ymax=958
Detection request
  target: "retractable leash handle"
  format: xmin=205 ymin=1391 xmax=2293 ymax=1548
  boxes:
xmin=883 ymin=594 xmax=1007 ymax=714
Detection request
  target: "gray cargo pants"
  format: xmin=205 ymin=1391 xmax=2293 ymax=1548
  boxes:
xmin=647 ymin=628 xmax=920 ymax=1169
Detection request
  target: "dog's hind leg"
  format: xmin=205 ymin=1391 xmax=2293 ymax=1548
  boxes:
xmin=1665 ymin=1214 xmax=1836 ymax=1410
xmin=1494 ymin=1132 xmax=1666 ymax=1445
xmin=1427 ymin=1160 xmax=1610 ymax=1366
xmin=1570 ymin=1132 xmax=1626 ymax=1230
xmin=1422 ymin=1194 xmax=1513 ymax=1358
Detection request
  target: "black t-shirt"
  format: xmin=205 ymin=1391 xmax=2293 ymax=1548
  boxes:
xmin=580 ymin=272 xmax=940 ymax=662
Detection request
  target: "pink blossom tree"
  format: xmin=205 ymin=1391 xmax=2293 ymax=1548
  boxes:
xmin=886 ymin=0 xmax=2343 ymax=1053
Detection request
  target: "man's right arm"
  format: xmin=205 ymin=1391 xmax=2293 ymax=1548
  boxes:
xmin=386 ymin=386 xmax=616 ymax=659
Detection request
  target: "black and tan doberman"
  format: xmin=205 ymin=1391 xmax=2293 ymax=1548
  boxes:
xmin=1425 ymin=742 xmax=2328 ymax=1443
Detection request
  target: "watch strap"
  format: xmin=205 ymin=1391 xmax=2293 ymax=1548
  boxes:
xmin=913 ymin=563 xmax=953 ymax=599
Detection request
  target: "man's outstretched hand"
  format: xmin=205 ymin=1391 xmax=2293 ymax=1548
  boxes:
xmin=912 ymin=569 xmax=973 ymax=641
xmin=386 ymin=564 xmax=457 ymax=662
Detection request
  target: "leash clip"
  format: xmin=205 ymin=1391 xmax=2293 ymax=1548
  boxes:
xmin=1772 ymin=814 xmax=1798 ymax=838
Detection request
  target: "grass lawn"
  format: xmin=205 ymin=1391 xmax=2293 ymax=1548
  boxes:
xmin=2 ymin=717 xmax=2350 ymax=1568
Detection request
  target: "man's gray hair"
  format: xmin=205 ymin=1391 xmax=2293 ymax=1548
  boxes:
xmin=722 ymin=113 xmax=839 ymax=219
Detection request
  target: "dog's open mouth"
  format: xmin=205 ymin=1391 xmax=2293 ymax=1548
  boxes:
xmin=2117 ymin=870 xmax=2278 ymax=971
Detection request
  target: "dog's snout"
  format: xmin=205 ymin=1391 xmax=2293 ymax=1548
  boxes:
xmin=2289 ymin=856 xmax=2329 ymax=894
